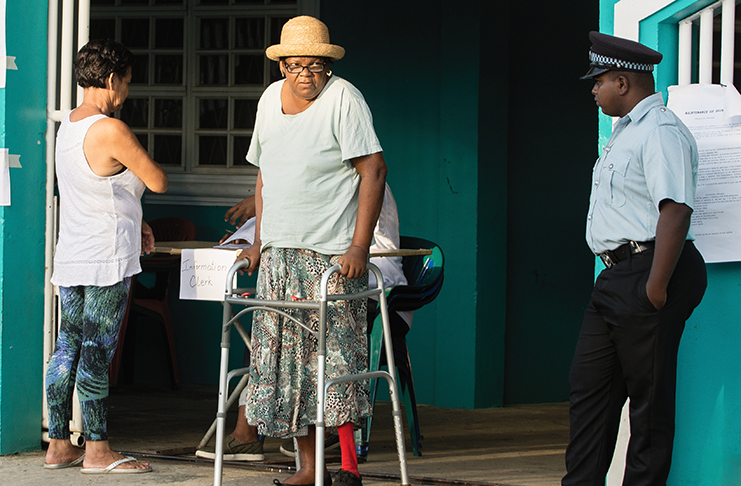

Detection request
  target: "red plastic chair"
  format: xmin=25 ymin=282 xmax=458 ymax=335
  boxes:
xmin=109 ymin=217 xmax=196 ymax=389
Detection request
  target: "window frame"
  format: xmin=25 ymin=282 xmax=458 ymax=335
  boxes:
xmin=89 ymin=0 xmax=319 ymax=205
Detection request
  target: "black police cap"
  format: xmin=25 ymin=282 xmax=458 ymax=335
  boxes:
xmin=582 ymin=31 xmax=663 ymax=79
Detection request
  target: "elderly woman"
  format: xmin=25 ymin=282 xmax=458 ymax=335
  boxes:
xmin=238 ymin=15 xmax=386 ymax=486
xmin=44 ymin=39 xmax=167 ymax=474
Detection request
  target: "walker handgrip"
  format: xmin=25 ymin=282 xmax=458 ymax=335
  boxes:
xmin=318 ymin=264 xmax=343 ymax=298
xmin=224 ymin=258 xmax=251 ymax=295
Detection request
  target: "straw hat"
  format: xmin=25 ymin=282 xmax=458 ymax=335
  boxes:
xmin=266 ymin=16 xmax=345 ymax=61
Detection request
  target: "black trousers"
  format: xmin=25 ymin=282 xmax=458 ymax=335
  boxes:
xmin=563 ymin=241 xmax=706 ymax=486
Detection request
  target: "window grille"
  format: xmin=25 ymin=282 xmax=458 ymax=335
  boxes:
xmin=89 ymin=0 xmax=300 ymax=204
xmin=678 ymin=0 xmax=739 ymax=87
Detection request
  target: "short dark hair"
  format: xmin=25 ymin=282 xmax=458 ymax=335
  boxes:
xmin=74 ymin=39 xmax=133 ymax=89
xmin=609 ymin=70 xmax=656 ymax=92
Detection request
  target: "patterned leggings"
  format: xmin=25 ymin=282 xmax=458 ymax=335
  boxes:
xmin=46 ymin=278 xmax=131 ymax=441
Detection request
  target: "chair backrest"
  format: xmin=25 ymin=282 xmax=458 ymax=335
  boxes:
xmin=386 ymin=236 xmax=445 ymax=313
xmin=136 ymin=217 xmax=195 ymax=297
xmin=148 ymin=217 xmax=196 ymax=242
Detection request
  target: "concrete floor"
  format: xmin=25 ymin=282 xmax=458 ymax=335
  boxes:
xmin=0 ymin=384 xmax=569 ymax=486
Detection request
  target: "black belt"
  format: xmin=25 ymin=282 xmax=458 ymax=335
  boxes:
xmin=598 ymin=241 xmax=654 ymax=268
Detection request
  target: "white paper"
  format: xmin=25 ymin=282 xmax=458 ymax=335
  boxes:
xmin=179 ymin=248 xmax=240 ymax=301
xmin=0 ymin=166 xmax=8 ymax=206
xmin=214 ymin=217 xmax=256 ymax=249
xmin=0 ymin=148 xmax=12 ymax=206
xmin=0 ymin=150 xmax=21 ymax=168
xmin=668 ymin=84 xmax=741 ymax=263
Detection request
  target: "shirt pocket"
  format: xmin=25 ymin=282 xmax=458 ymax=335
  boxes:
xmin=605 ymin=155 xmax=630 ymax=208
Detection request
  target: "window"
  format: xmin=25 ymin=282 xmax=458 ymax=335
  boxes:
xmin=677 ymin=0 xmax=740 ymax=89
xmin=90 ymin=0 xmax=307 ymax=204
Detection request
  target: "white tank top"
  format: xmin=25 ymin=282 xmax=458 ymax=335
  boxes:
xmin=51 ymin=113 xmax=146 ymax=287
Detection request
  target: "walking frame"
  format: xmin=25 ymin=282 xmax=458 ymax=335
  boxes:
xmin=212 ymin=258 xmax=410 ymax=486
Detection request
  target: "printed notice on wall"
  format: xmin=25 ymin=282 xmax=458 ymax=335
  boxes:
xmin=179 ymin=248 xmax=240 ymax=301
xmin=668 ymin=84 xmax=741 ymax=263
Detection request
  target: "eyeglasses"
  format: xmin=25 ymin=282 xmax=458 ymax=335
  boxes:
xmin=283 ymin=61 xmax=327 ymax=74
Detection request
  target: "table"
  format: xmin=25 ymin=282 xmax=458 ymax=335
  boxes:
xmin=152 ymin=241 xmax=432 ymax=258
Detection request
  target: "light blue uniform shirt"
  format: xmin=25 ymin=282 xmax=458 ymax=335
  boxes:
xmin=586 ymin=92 xmax=699 ymax=254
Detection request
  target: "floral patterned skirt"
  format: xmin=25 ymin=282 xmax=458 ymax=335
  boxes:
xmin=244 ymin=247 xmax=371 ymax=438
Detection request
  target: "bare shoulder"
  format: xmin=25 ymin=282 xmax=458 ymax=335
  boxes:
xmin=84 ymin=117 xmax=143 ymax=176
xmin=87 ymin=116 xmax=134 ymax=140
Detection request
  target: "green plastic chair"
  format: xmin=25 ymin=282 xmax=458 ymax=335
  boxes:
xmin=361 ymin=236 xmax=445 ymax=459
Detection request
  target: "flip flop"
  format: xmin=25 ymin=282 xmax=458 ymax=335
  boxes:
xmin=43 ymin=453 xmax=85 ymax=469
xmin=80 ymin=456 xmax=152 ymax=474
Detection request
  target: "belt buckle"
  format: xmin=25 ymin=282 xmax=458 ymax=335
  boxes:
xmin=629 ymin=241 xmax=643 ymax=254
xmin=599 ymin=252 xmax=615 ymax=268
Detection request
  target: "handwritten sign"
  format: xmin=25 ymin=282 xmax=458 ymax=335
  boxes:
xmin=179 ymin=248 xmax=239 ymax=301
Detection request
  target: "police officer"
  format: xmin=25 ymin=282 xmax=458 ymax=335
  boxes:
xmin=563 ymin=32 xmax=707 ymax=486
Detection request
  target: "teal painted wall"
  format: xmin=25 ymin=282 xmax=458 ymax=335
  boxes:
xmin=323 ymin=0 xmax=485 ymax=408
xmin=501 ymin=0 xmax=598 ymax=405
xmin=672 ymin=264 xmax=741 ymax=485
xmin=599 ymin=1 xmax=741 ymax=483
xmin=476 ymin=0 xmax=509 ymax=408
xmin=322 ymin=1 xmax=598 ymax=407
xmin=0 ymin=0 xmax=49 ymax=454
xmin=436 ymin=1 xmax=482 ymax=409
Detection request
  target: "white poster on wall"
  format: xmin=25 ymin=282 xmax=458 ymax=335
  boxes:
xmin=667 ymin=83 xmax=741 ymax=263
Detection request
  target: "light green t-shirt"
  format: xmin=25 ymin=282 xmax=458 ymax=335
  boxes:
xmin=247 ymin=76 xmax=383 ymax=255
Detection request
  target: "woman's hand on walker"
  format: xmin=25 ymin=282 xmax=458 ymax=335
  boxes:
xmin=237 ymin=243 xmax=261 ymax=276
xmin=338 ymin=245 xmax=368 ymax=279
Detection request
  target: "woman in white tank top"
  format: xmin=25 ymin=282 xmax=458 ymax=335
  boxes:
xmin=44 ymin=39 xmax=167 ymax=474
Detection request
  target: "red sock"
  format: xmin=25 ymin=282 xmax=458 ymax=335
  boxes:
xmin=337 ymin=423 xmax=359 ymax=477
